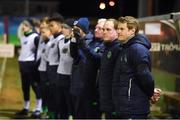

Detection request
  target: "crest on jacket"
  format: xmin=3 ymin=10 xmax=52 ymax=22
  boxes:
xmin=107 ymin=51 xmax=112 ymax=59
xmin=62 ymin=47 xmax=68 ymax=53
xmin=94 ymin=47 xmax=100 ymax=53
xmin=23 ymin=41 xmax=28 ymax=45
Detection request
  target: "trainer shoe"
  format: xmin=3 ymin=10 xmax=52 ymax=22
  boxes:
xmin=31 ymin=110 xmax=41 ymax=118
xmin=15 ymin=108 xmax=29 ymax=116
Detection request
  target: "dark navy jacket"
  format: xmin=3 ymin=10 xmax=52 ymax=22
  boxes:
xmin=112 ymin=34 xmax=154 ymax=115
xmin=70 ymin=33 xmax=104 ymax=96
xmin=99 ymin=39 xmax=120 ymax=112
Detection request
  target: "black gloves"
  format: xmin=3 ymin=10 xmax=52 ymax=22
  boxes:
xmin=73 ymin=28 xmax=84 ymax=47
xmin=73 ymin=28 xmax=81 ymax=40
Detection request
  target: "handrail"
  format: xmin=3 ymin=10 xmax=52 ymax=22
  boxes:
xmin=138 ymin=12 xmax=180 ymax=22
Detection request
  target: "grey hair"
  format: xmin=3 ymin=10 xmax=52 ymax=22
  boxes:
xmin=97 ymin=18 xmax=107 ymax=24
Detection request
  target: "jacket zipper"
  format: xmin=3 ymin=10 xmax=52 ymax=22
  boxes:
xmin=128 ymin=78 xmax=132 ymax=101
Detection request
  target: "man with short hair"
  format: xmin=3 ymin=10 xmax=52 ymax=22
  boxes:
xmin=46 ymin=13 xmax=64 ymax=118
xmin=98 ymin=18 xmax=120 ymax=119
xmin=113 ymin=16 xmax=154 ymax=119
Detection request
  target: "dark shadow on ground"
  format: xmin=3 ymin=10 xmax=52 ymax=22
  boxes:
xmin=0 ymin=109 xmax=34 ymax=119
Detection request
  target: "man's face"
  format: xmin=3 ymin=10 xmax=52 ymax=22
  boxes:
xmin=62 ymin=26 xmax=72 ymax=38
xmin=94 ymin=21 xmax=105 ymax=39
xmin=103 ymin=21 xmax=117 ymax=42
xmin=117 ymin=22 xmax=134 ymax=42
xmin=49 ymin=21 xmax=62 ymax=35
xmin=40 ymin=27 xmax=51 ymax=40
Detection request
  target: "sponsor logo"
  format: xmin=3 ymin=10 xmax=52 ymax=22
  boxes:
xmin=150 ymin=42 xmax=180 ymax=51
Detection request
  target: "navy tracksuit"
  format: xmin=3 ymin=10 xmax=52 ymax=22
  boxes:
xmin=70 ymin=35 xmax=103 ymax=119
xmin=112 ymin=34 xmax=154 ymax=119
xmin=98 ymin=39 xmax=120 ymax=118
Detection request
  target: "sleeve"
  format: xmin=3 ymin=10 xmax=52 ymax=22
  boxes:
xmin=70 ymin=40 xmax=80 ymax=60
xmin=57 ymin=40 xmax=60 ymax=60
xmin=131 ymin=44 xmax=154 ymax=98
xmin=34 ymin=36 xmax=40 ymax=65
xmin=80 ymin=42 xmax=102 ymax=62
xmin=34 ymin=36 xmax=40 ymax=48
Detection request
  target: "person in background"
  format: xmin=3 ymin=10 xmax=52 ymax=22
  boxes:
xmin=98 ymin=18 xmax=120 ymax=119
xmin=72 ymin=18 xmax=106 ymax=119
xmin=16 ymin=18 xmax=42 ymax=117
xmin=46 ymin=13 xmax=64 ymax=119
xmin=55 ymin=18 xmax=75 ymax=119
xmin=84 ymin=18 xmax=107 ymax=118
xmin=70 ymin=17 xmax=100 ymax=118
xmin=37 ymin=17 xmax=52 ymax=118
xmin=112 ymin=16 xmax=154 ymax=119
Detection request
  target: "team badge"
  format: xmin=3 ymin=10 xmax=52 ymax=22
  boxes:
xmin=42 ymin=49 xmax=45 ymax=53
xmin=62 ymin=47 xmax=68 ymax=53
xmin=107 ymin=51 xmax=112 ymax=59
xmin=51 ymin=43 xmax=55 ymax=48
xmin=23 ymin=41 xmax=28 ymax=44
xmin=94 ymin=47 xmax=100 ymax=53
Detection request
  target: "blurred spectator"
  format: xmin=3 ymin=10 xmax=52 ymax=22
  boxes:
xmin=16 ymin=18 xmax=42 ymax=118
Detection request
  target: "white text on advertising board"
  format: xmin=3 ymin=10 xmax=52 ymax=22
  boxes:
xmin=150 ymin=42 xmax=180 ymax=52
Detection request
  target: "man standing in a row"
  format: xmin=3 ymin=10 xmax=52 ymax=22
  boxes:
xmin=113 ymin=16 xmax=154 ymax=119
xmin=46 ymin=14 xmax=64 ymax=118
xmin=70 ymin=17 xmax=107 ymax=119
xmin=98 ymin=18 xmax=120 ymax=119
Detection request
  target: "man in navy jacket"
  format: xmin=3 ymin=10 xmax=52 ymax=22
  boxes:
xmin=98 ymin=18 xmax=120 ymax=118
xmin=113 ymin=16 xmax=154 ymax=119
xmin=70 ymin=17 xmax=101 ymax=118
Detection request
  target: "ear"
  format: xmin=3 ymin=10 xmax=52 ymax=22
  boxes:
xmin=130 ymin=28 xmax=135 ymax=35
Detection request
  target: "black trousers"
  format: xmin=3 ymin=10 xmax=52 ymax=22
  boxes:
xmin=19 ymin=61 xmax=41 ymax=101
xmin=72 ymin=88 xmax=101 ymax=119
xmin=55 ymin=74 xmax=74 ymax=119
xmin=46 ymin=65 xmax=58 ymax=113
xmin=39 ymin=71 xmax=49 ymax=108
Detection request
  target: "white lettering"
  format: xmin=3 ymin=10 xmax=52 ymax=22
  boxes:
xmin=151 ymin=42 xmax=180 ymax=52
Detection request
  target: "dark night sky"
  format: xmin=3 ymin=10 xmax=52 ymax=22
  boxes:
xmin=2 ymin=0 xmax=179 ymax=18
xmin=58 ymin=0 xmax=180 ymax=18
xmin=58 ymin=0 xmax=138 ymax=18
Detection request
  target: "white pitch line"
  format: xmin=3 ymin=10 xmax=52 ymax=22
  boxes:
xmin=0 ymin=58 xmax=7 ymax=93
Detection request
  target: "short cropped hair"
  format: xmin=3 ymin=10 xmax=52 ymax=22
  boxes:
xmin=106 ymin=18 xmax=118 ymax=30
xmin=49 ymin=13 xmax=64 ymax=24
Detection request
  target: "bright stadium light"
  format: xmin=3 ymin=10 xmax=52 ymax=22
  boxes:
xmin=99 ymin=2 xmax=106 ymax=10
xmin=109 ymin=0 xmax=115 ymax=7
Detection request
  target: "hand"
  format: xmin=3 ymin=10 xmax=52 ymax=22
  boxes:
xmin=73 ymin=28 xmax=81 ymax=40
xmin=150 ymin=88 xmax=162 ymax=104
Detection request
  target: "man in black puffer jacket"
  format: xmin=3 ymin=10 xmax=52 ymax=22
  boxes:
xmin=113 ymin=16 xmax=154 ymax=119
xmin=98 ymin=19 xmax=120 ymax=119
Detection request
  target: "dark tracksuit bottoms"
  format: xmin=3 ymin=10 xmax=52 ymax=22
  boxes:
xmin=99 ymin=40 xmax=120 ymax=119
xmin=39 ymin=71 xmax=49 ymax=109
xmin=70 ymin=38 xmax=102 ymax=119
xmin=46 ymin=64 xmax=58 ymax=113
xmin=19 ymin=61 xmax=41 ymax=101
xmin=55 ymin=74 xmax=74 ymax=119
